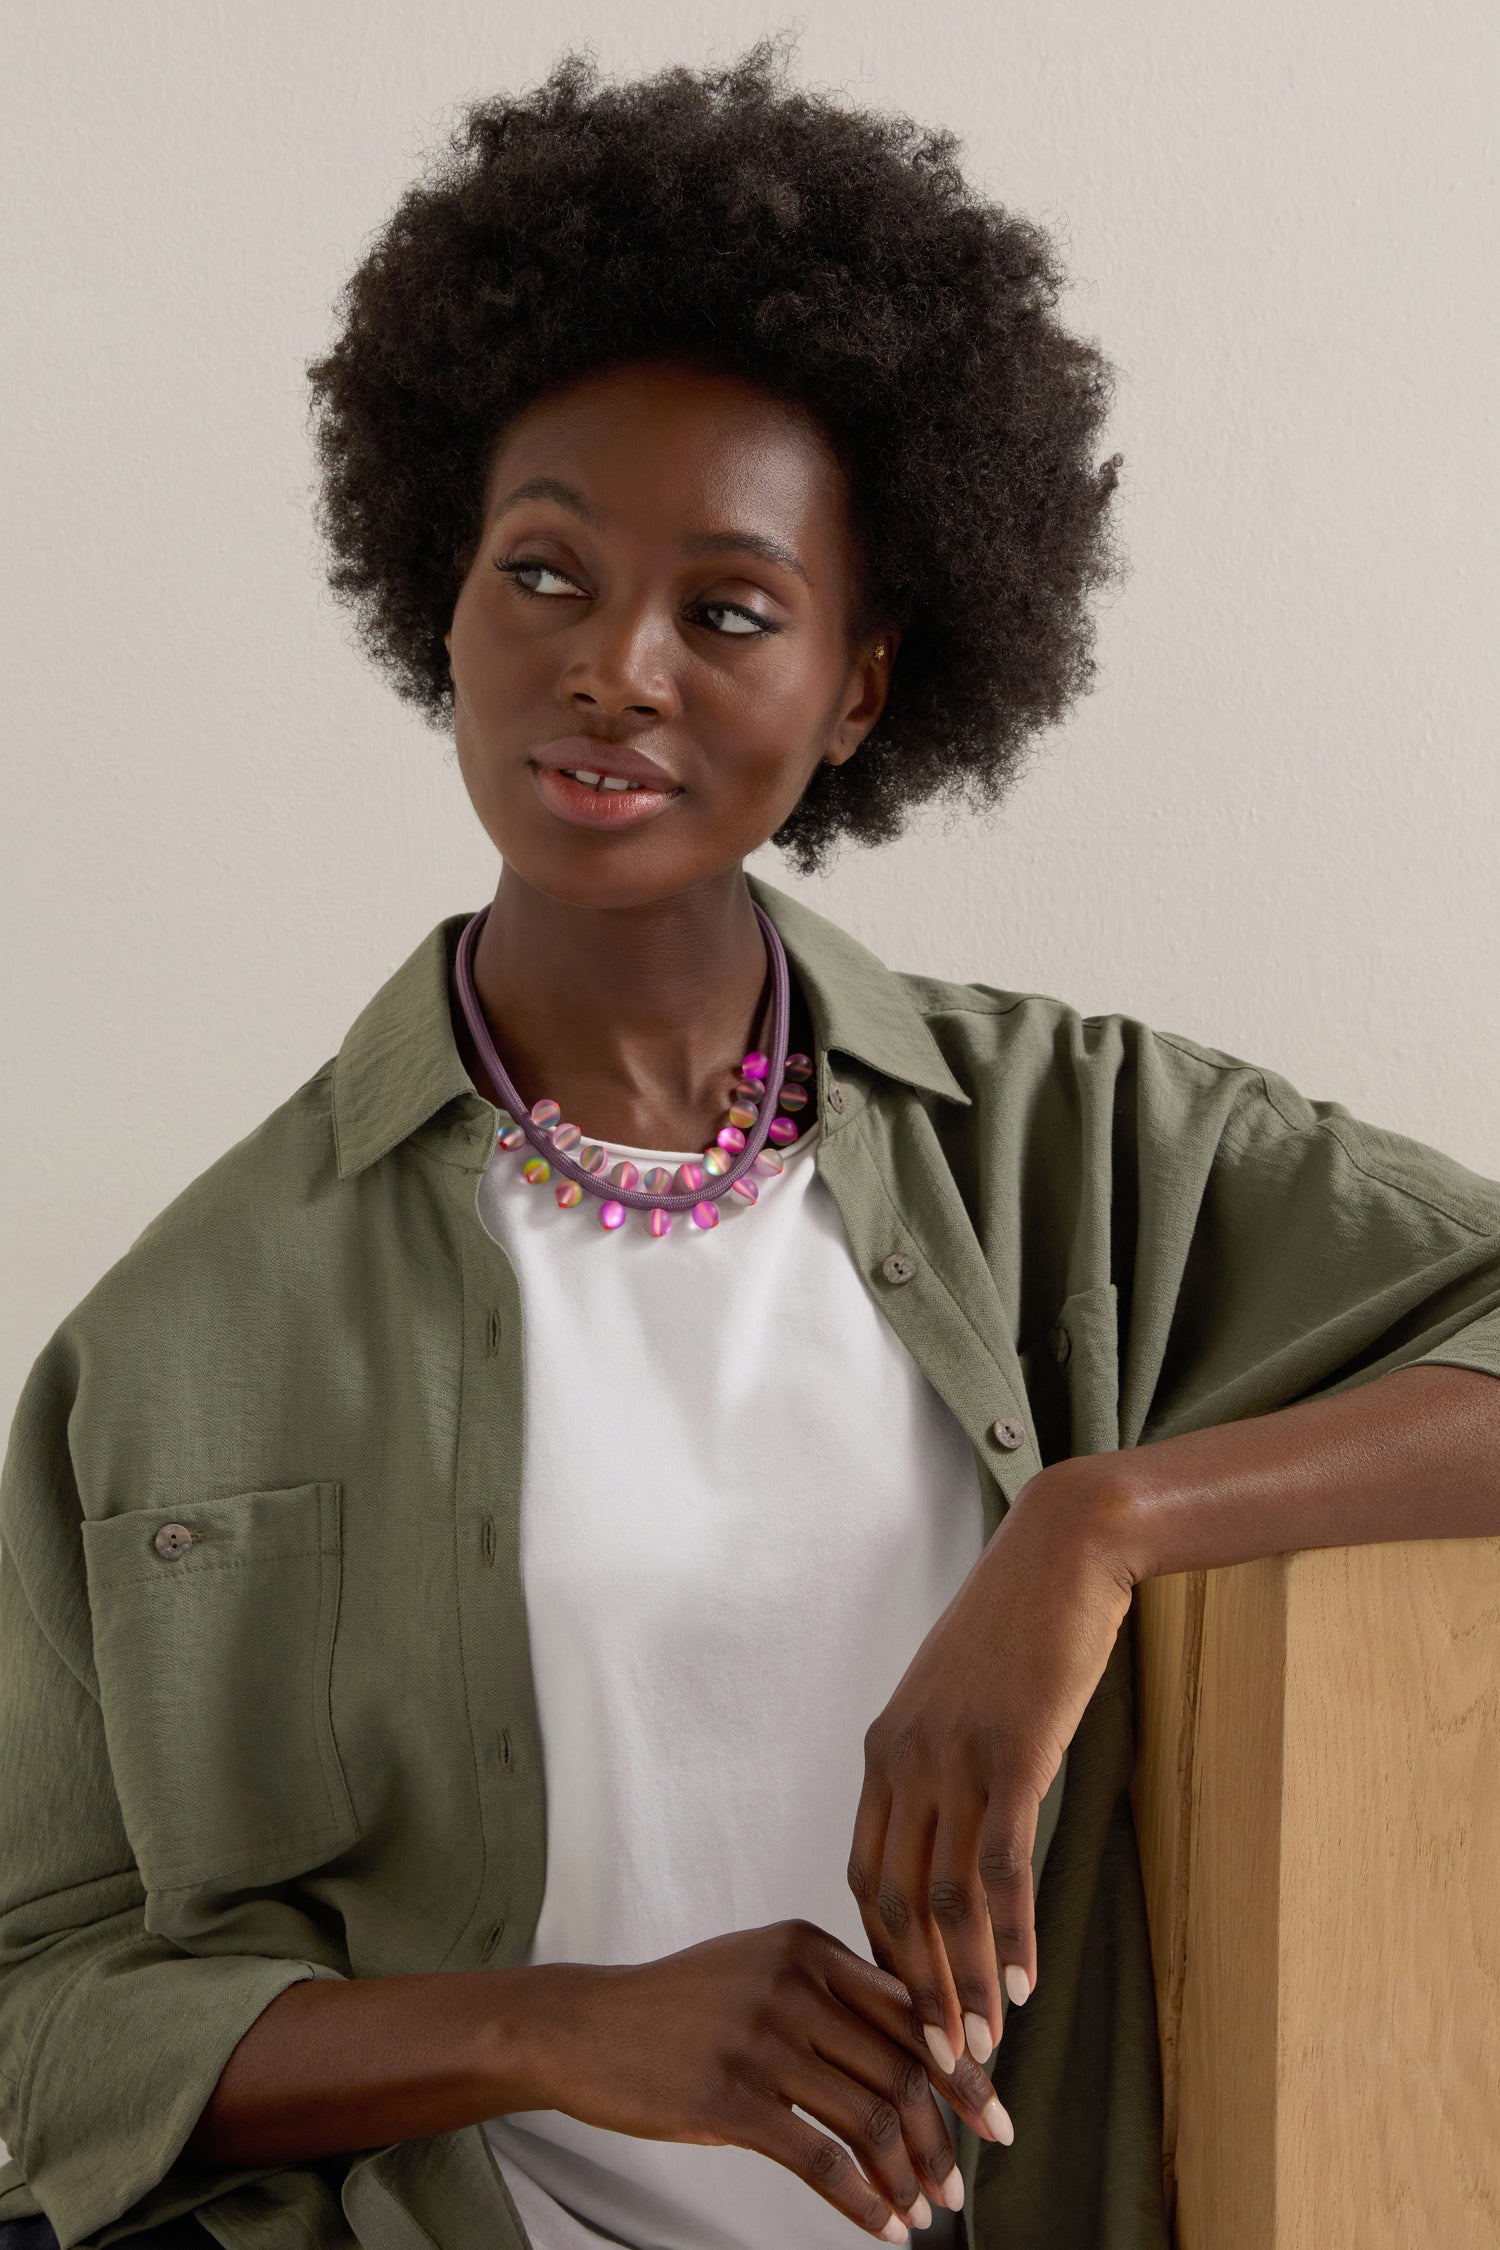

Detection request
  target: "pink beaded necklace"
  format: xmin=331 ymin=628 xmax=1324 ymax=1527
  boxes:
xmin=454 ymin=902 xmax=811 ymax=1238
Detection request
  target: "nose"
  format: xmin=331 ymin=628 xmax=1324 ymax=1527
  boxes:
xmin=560 ymin=603 xmax=682 ymax=723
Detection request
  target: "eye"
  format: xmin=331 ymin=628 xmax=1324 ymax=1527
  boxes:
xmin=696 ymin=601 xmax=779 ymax=639
xmin=496 ymin=558 xmax=587 ymax=599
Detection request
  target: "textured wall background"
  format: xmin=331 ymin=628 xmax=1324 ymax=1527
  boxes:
xmin=3 ymin=0 xmax=1497 ymax=1433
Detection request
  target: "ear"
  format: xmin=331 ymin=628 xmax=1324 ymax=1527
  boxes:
xmin=822 ymin=632 xmax=899 ymax=767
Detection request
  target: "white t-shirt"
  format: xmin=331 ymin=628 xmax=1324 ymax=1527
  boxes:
xmin=475 ymin=1116 xmax=986 ymax=2250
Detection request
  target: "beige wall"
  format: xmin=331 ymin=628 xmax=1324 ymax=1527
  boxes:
xmin=4 ymin=0 xmax=1498 ymax=1443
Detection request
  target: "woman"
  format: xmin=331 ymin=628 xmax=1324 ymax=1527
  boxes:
xmin=3 ymin=41 xmax=1499 ymax=2250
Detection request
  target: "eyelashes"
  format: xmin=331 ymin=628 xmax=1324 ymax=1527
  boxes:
xmin=494 ymin=557 xmax=781 ymax=639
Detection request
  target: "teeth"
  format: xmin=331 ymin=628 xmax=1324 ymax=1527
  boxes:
xmin=570 ymin=769 xmax=602 ymax=789
xmin=599 ymin=776 xmax=635 ymax=792
xmin=561 ymin=767 xmax=651 ymax=794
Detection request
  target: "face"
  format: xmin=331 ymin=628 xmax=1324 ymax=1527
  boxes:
xmin=444 ymin=358 xmax=894 ymax=911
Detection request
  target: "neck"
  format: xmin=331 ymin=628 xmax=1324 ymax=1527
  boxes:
xmin=456 ymin=865 xmax=807 ymax=1153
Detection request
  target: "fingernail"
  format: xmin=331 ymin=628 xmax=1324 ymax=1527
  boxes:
xmin=1004 ymin=1963 xmax=1031 ymax=2006
xmin=963 ymin=2010 xmax=994 ymax=2065
xmin=938 ymin=2165 xmax=965 ymax=2211
xmin=902 ymin=2193 xmax=933 ymax=2229
xmin=982 ymin=2095 xmax=1015 ymax=2147
xmin=923 ymin=2023 xmax=957 ymax=2075
xmin=879 ymin=2219 xmax=909 ymax=2244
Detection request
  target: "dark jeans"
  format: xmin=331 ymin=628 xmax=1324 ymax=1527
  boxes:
xmin=0 ymin=2220 xmax=208 ymax=2250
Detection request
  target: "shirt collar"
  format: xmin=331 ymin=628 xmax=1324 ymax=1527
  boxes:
xmin=332 ymin=873 xmax=970 ymax=1180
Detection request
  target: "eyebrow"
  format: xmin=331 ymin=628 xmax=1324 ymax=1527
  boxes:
xmin=491 ymin=476 xmax=812 ymax=588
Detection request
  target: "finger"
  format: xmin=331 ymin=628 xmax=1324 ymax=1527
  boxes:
xmin=977 ymin=1791 xmax=1040 ymax=2013
xmin=803 ymin=1982 xmax=965 ymax=2212
xmin=822 ymin=1932 xmax=1016 ymax=2156
xmin=729 ymin=2090 xmax=916 ymax=2242
xmin=927 ymin=1777 xmax=1005 ymax=2064
xmin=846 ymin=1770 xmax=896 ymax=1973
xmin=869 ymin=1786 xmax=963 ymax=2079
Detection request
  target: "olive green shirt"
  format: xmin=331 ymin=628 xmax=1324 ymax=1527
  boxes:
xmin=5 ymin=874 xmax=1500 ymax=2250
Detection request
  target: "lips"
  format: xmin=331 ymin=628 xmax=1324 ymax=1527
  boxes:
xmin=528 ymin=734 xmax=683 ymax=831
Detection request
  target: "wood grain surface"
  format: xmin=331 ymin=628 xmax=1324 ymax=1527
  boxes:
xmin=1132 ymin=1538 xmax=1500 ymax=2248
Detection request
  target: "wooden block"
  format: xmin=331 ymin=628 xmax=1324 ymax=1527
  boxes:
xmin=1133 ymin=1539 xmax=1500 ymax=2248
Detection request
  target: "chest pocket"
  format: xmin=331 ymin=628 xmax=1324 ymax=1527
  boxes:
xmin=81 ymin=1481 xmax=358 ymax=1895
xmin=1016 ymin=1282 xmax=1121 ymax=1463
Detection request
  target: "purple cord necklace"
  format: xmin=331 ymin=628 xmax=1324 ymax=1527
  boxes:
xmin=454 ymin=901 xmax=811 ymax=1237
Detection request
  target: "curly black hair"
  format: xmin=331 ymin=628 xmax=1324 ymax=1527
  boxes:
xmin=305 ymin=36 xmax=1124 ymax=873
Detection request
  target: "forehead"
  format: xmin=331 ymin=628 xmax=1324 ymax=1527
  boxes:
xmin=481 ymin=360 xmax=854 ymax=549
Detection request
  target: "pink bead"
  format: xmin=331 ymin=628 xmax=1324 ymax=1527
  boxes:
xmin=554 ymin=1180 xmax=583 ymax=1208
xmin=690 ymin=1200 xmax=720 ymax=1230
xmin=768 ymin=1116 xmax=798 ymax=1145
xmin=497 ymin=1123 xmax=527 ymax=1151
xmin=531 ymin=1097 xmax=562 ymax=1128
xmin=752 ymin=1148 xmax=784 ymax=1177
xmin=598 ymin=1201 xmax=626 ymax=1231
xmin=647 ymin=1208 xmax=672 ymax=1238
xmin=729 ymin=1175 xmax=759 ymax=1204
xmin=611 ymin=1160 xmax=640 ymax=1191
xmin=675 ymin=1161 xmax=704 ymax=1193
xmin=552 ymin=1121 xmax=582 ymax=1151
xmin=716 ymin=1124 xmax=747 ymax=1153
xmin=741 ymin=1051 xmax=769 ymax=1081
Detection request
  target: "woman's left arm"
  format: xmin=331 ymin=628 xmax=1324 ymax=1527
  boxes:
xmin=847 ymin=1359 xmax=1500 ymax=2085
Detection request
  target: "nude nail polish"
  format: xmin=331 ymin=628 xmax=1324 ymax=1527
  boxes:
xmin=879 ymin=2217 xmax=909 ymax=2243
xmin=902 ymin=2193 xmax=933 ymax=2229
xmin=962 ymin=2009 xmax=994 ymax=2064
xmin=982 ymin=2094 xmax=1015 ymax=2147
xmin=1004 ymin=1963 xmax=1031 ymax=2006
xmin=923 ymin=2022 xmax=957 ymax=2075
xmin=938 ymin=2167 xmax=965 ymax=2211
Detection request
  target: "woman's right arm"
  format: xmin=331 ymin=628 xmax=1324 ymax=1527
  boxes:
xmin=186 ymin=1923 xmax=1004 ymax=2240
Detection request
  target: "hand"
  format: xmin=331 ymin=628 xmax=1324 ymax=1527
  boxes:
xmin=847 ymin=1463 xmax=1135 ymax=2084
xmin=507 ymin=1920 xmax=1016 ymax=2241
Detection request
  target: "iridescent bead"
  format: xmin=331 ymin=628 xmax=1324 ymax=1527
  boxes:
xmin=647 ymin=1208 xmax=672 ymax=1238
xmin=498 ymin=1123 xmax=527 ymax=1151
xmin=778 ymin=1084 xmax=808 ymax=1112
xmin=690 ymin=1200 xmax=720 ymax=1230
xmin=727 ymin=1102 xmax=758 ymax=1130
xmin=643 ymin=1166 xmax=674 ymax=1193
xmin=741 ymin=1051 xmax=769 ymax=1081
xmin=554 ymin=1179 xmax=583 ymax=1209
xmin=729 ymin=1175 xmax=759 ymax=1204
xmin=785 ymin=1053 xmax=813 ymax=1080
xmin=752 ymin=1148 xmax=784 ymax=1177
xmin=578 ymin=1141 xmax=609 ymax=1174
xmin=675 ymin=1161 xmax=704 ymax=1193
xmin=611 ymin=1160 xmax=640 ymax=1191
xmin=716 ymin=1124 xmax=747 ymax=1153
xmin=768 ymin=1116 xmax=799 ymax=1146
xmin=702 ymin=1147 xmax=731 ymax=1176
xmin=522 ymin=1155 xmax=552 ymax=1184
xmin=531 ymin=1098 xmax=562 ymax=1128
xmin=598 ymin=1201 xmax=626 ymax=1231
xmin=731 ymin=1079 xmax=764 ymax=1102
xmin=552 ymin=1121 xmax=582 ymax=1152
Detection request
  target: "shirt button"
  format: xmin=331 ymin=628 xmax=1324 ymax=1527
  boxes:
xmin=881 ymin=1251 xmax=917 ymax=1286
xmin=827 ymin=1082 xmax=846 ymax=1114
xmin=153 ymin=1523 xmax=193 ymax=1559
xmin=1051 ymin=1325 xmax=1072 ymax=1365
xmin=990 ymin=1418 xmax=1026 ymax=1451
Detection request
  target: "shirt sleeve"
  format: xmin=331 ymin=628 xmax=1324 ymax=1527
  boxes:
xmin=1122 ymin=1029 xmax=1500 ymax=1449
xmin=0 ymin=1327 xmax=344 ymax=2246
